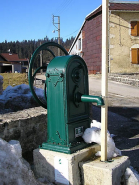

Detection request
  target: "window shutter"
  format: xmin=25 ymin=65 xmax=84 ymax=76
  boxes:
xmin=131 ymin=21 xmax=137 ymax=36
xmin=131 ymin=48 xmax=138 ymax=64
xmin=137 ymin=22 xmax=139 ymax=36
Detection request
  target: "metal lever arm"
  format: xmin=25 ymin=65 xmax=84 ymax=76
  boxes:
xmin=75 ymin=92 xmax=104 ymax=106
xmin=81 ymin=95 xmax=104 ymax=106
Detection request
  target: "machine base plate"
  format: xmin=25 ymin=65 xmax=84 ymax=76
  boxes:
xmin=39 ymin=142 xmax=93 ymax=154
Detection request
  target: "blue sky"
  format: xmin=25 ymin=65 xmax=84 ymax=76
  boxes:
xmin=0 ymin=0 xmax=138 ymax=42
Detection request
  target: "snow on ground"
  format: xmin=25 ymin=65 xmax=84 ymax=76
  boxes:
xmin=82 ymin=120 xmax=139 ymax=184
xmin=0 ymin=75 xmax=3 ymax=80
xmin=0 ymin=138 xmax=55 ymax=185
xmin=0 ymin=83 xmax=139 ymax=184
xmin=0 ymin=129 xmax=138 ymax=185
xmin=82 ymin=120 xmax=121 ymax=159
xmin=0 ymin=138 xmax=41 ymax=185
xmin=125 ymin=166 xmax=139 ymax=185
xmin=0 ymin=84 xmax=45 ymax=113
xmin=0 ymin=84 xmax=44 ymax=101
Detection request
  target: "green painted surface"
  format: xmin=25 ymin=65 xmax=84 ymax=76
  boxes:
xmin=81 ymin=95 xmax=104 ymax=106
xmin=28 ymin=42 xmax=104 ymax=154
xmin=43 ymin=55 xmax=91 ymax=153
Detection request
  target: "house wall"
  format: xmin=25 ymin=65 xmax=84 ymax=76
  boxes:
xmin=82 ymin=14 xmax=102 ymax=74
xmin=109 ymin=11 xmax=139 ymax=73
xmin=70 ymin=32 xmax=83 ymax=56
xmin=0 ymin=63 xmax=21 ymax=73
xmin=13 ymin=63 xmax=22 ymax=73
xmin=0 ymin=64 xmax=12 ymax=73
xmin=0 ymin=56 xmax=5 ymax=61
xmin=0 ymin=56 xmax=5 ymax=73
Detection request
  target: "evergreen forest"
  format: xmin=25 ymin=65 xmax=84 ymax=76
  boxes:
xmin=0 ymin=36 xmax=75 ymax=61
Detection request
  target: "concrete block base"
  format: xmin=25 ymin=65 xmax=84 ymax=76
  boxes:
xmin=80 ymin=156 xmax=130 ymax=185
xmin=33 ymin=144 xmax=100 ymax=185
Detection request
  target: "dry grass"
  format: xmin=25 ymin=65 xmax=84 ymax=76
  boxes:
xmin=0 ymin=73 xmax=29 ymax=90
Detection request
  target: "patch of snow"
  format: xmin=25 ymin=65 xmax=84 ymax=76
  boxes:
xmin=0 ymin=84 xmax=45 ymax=112
xmin=90 ymin=119 xmax=116 ymax=138
xmin=0 ymin=75 xmax=3 ymax=80
xmin=90 ymin=120 xmax=101 ymax=129
xmin=82 ymin=120 xmax=121 ymax=159
xmin=0 ymin=84 xmax=44 ymax=102
xmin=124 ymin=166 xmax=139 ymax=185
xmin=8 ymin=140 xmax=22 ymax=159
xmin=110 ymin=134 xmax=117 ymax=138
xmin=37 ymin=177 xmax=53 ymax=184
xmin=0 ymin=138 xmax=41 ymax=185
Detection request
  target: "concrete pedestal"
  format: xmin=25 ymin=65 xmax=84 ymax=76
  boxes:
xmin=80 ymin=156 xmax=130 ymax=185
xmin=33 ymin=144 xmax=100 ymax=185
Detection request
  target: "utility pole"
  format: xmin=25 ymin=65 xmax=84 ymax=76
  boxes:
xmin=52 ymin=15 xmax=60 ymax=56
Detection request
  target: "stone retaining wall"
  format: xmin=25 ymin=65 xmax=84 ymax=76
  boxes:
xmin=108 ymin=74 xmax=139 ymax=87
xmin=0 ymin=107 xmax=47 ymax=155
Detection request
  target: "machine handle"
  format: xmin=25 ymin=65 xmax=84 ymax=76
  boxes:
xmin=81 ymin=95 xmax=104 ymax=106
xmin=75 ymin=92 xmax=104 ymax=106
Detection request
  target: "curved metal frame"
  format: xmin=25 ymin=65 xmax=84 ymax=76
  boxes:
xmin=28 ymin=42 xmax=69 ymax=108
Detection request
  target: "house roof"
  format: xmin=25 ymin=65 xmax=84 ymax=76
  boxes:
xmin=86 ymin=2 xmax=139 ymax=20
xmin=109 ymin=2 xmax=139 ymax=11
xmin=85 ymin=5 xmax=102 ymax=20
xmin=69 ymin=1 xmax=139 ymax=53
xmin=69 ymin=5 xmax=102 ymax=53
xmin=0 ymin=53 xmax=28 ymax=62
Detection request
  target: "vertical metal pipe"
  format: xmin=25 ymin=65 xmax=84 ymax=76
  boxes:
xmin=101 ymin=0 xmax=109 ymax=161
xmin=58 ymin=16 xmax=60 ymax=56
xmin=52 ymin=15 xmax=60 ymax=56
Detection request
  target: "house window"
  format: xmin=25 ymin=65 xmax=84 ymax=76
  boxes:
xmin=131 ymin=48 xmax=139 ymax=64
xmin=78 ymin=39 xmax=81 ymax=50
xmin=131 ymin=21 xmax=139 ymax=36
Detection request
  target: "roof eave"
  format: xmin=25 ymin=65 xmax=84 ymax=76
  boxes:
xmin=69 ymin=2 xmax=139 ymax=53
xmin=85 ymin=5 xmax=102 ymax=20
xmin=0 ymin=54 xmax=9 ymax=62
xmin=109 ymin=1 xmax=139 ymax=4
xmin=69 ymin=5 xmax=102 ymax=53
xmin=110 ymin=10 xmax=139 ymax=12
xmin=69 ymin=20 xmax=86 ymax=53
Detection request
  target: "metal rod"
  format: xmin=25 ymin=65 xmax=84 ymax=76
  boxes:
xmin=53 ymin=15 xmax=60 ymax=56
xmin=101 ymin=0 xmax=109 ymax=162
xmin=58 ymin=16 xmax=60 ymax=56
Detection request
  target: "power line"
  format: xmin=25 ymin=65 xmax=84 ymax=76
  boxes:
xmin=52 ymin=0 xmax=65 ymax=15
xmin=45 ymin=18 xmax=53 ymax=37
xmin=54 ymin=0 xmax=73 ymax=16
xmin=45 ymin=1 xmax=62 ymax=38
xmin=45 ymin=0 xmax=74 ymax=39
xmin=62 ymin=28 xmax=80 ymax=39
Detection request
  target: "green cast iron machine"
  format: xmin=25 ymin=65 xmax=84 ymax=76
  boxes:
xmin=29 ymin=42 xmax=104 ymax=154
